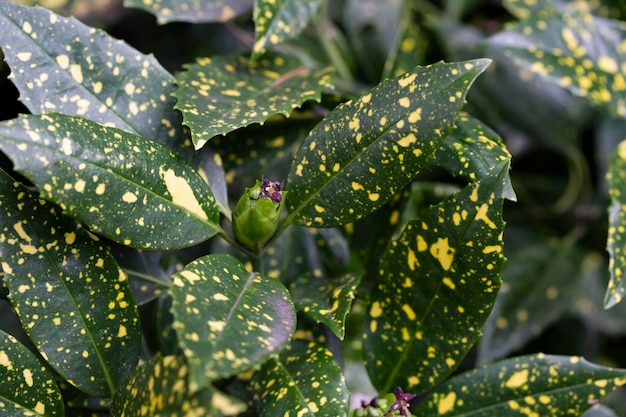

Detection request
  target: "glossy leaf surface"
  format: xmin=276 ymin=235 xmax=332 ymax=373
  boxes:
xmin=286 ymin=59 xmax=491 ymax=228
xmin=0 ymin=2 xmax=184 ymax=150
xmin=606 ymin=139 xmax=626 ymax=307
xmin=124 ymin=0 xmax=251 ymax=23
xmin=364 ymin=162 xmax=509 ymax=394
xmin=0 ymin=329 xmax=64 ymax=416
xmin=110 ymin=354 xmax=246 ymax=417
xmin=250 ymin=340 xmax=349 ymax=417
xmin=174 ymin=53 xmax=333 ymax=149
xmin=169 ymin=254 xmax=296 ymax=391
xmin=0 ymin=169 xmax=140 ymax=397
xmin=0 ymin=113 xmax=220 ymax=250
xmin=415 ymin=354 xmax=626 ymax=416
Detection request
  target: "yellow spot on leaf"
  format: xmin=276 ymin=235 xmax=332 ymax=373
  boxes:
xmin=160 ymin=168 xmax=208 ymax=220
xmin=398 ymin=97 xmax=411 ymax=108
xmin=402 ymin=304 xmax=416 ymax=321
xmin=398 ymin=133 xmax=417 ymax=147
xmin=407 ymin=248 xmax=418 ymax=271
xmin=369 ymin=193 xmax=380 ymax=201
xmin=370 ymin=301 xmax=383 ymax=318
xmin=505 ymin=369 xmax=529 ymax=389
xmin=438 ymin=391 xmax=456 ymax=414
xmin=430 ymin=238 xmax=455 ymax=270
xmin=23 ymin=369 xmax=33 ymax=387
xmin=122 ymin=192 xmax=137 ymax=203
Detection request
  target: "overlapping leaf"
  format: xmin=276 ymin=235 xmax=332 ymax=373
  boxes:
xmin=285 ymin=59 xmax=491 ymax=228
xmin=606 ymin=139 xmax=626 ymax=308
xmin=0 ymin=169 xmax=140 ymax=397
xmin=252 ymin=0 xmax=323 ymax=58
xmin=363 ymin=162 xmax=509 ymax=394
xmin=0 ymin=113 xmax=220 ymax=250
xmin=169 ymin=254 xmax=296 ymax=391
xmin=0 ymin=329 xmax=64 ymax=416
xmin=485 ymin=11 xmax=626 ymax=118
xmin=250 ymin=340 xmax=349 ymax=417
xmin=124 ymin=0 xmax=251 ymax=24
xmin=414 ymin=354 xmax=626 ymax=416
xmin=174 ymin=53 xmax=333 ymax=149
xmin=111 ymin=354 xmax=246 ymax=417
xmin=0 ymin=2 xmax=185 ymax=150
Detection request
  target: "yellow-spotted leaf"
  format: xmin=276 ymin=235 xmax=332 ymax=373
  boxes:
xmin=503 ymin=0 xmax=626 ymax=21
xmin=414 ymin=354 xmax=626 ymax=417
xmin=169 ymin=254 xmax=296 ymax=391
xmin=0 ymin=329 xmax=64 ymax=416
xmin=363 ymin=162 xmax=509 ymax=394
xmin=0 ymin=113 xmax=220 ymax=250
xmin=606 ymin=139 xmax=626 ymax=308
xmin=0 ymin=169 xmax=140 ymax=397
xmin=250 ymin=340 xmax=349 ymax=417
xmin=125 ymin=0 xmax=251 ymax=24
xmin=0 ymin=2 xmax=185 ymax=151
xmin=174 ymin=53 xmax=333 ymax=149
xmin=252 ymin=0 xmax=324 ymax=58
xmin=285 ymin=59 xmax=491 ymax=228
xmin=485 ymin=11 xmax=626 ymax=118
xmin=110 ymin=354 xmax=246 ymax=417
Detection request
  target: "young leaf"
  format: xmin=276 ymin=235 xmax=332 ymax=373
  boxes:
xmin=252 ymin=0 xmax=324 ymax=58
xmin=485 ymin=11 xmax=626 ymax=118
xmin=124 ymin=0 xmax=251 ymax=24
xmin=174 ymin=53 xmax=333 ymax=149
xmin=0 ymin=113 xmax=220 ymax=250
xmin=285 ymin=59 xmax=491 ymax=228
xmin=414 ymin=354 xmax=626 ymax=417
xmin=606 ymin=139 xmax=626 ymax=307
xmin=169 ymin=254 xmax=296 ymax=391
xmin=0 ymin=2 xmax=184 ymax=150
xmin=363 ymin=162 xmax=509 ymax=394
xmin=0 ymin=169 xmax=140 ymax=397
xmin=110 ymin=354 xmax=246 ymax=417
xmin=0 ymin=329 xmax=64 ymax=416
xmin=250 ymin=339 xmax=349 ymax=417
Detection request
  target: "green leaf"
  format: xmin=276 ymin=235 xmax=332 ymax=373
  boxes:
xmin=285 ymin=59 xmax=491 ymax=228
xmin=169 ymin=254 xmax=296 ymax=391
xmin=0 ymin=113 xmax=220 ymax=250
xmin=606 ymin=139 xmax=626 ymax=308
xmin=289 ymin=271 xmax=361 ymax=340
xmin=414 ymin=354 xmax=626 ymax=417
xmin=0 ymin=169 xmax=140 ymax=397
xmin=252 ymin=0 xmax=324 ymax=58
xmin=0 ymin=2 xmax=185 ymax=150
xmin=250 ymin=339 xmax=349 ymax=417
xmin=110 ymin=354 xmax=246 ymax=417
xmin=485 ymin=11 xmax=626 ymax=118
xmin=124 ymin=0 xmax=251 ymax=24
xmin=0 ymin=329 xmax=64 ymax=416
xmin=363 ymin=162 xmax=509 ymax=394
xmin=174 ymin=53 xmax=333 ymax=149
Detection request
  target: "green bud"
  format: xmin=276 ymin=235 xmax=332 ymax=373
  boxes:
xmin=232 ymin=178 xmax=285 ymax=250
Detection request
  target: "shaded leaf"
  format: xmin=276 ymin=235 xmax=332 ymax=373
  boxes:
xmin=0 ymin=113 xmax=220 ymax=250
xmin=606 ymin=139 xmax=626 ymax=308
xmin=252 ymin=0 xmax=323 ymax=58
xmin=290 ymin=271 xmax=361 ymax=340
xmin=363 ymin=162 xmax=509 ymax=394
xmin=0 ymin=2 xmax=185 ymax=150
xmin=124 ymin=0 xmax=251 ymax=24
xmin=285 ymin=59 xmax=491 ymax=228
xmin=0 ymin=329 xmax=64 ymax=416
xmin=250 ymin=339 xmax=349 ymax=417
xmin=414 ymin=354 xmax=626 ymax=417
xmin=110 ymin=354 xmax=246 ymax=417
xmin=174 ymin=53 xmax=333 ymax=149
xmin=169 ymin=254 xmax=296 ymax=390
xmin=382 ymin=9 xmax=425 ymax=79
xmin=0 ymin=168 xmax=140 ymax=397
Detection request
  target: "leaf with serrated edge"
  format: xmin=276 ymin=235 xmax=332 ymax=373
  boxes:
xmin=0 ymin=329 xmax=64 ymax=416
xmin=169 ymin=254 xmax=296 ymax=391
xmin=110 ymin=354 xmax=246 ymax=417
xmin=252 ymin=0 xmax=324 ymax=58
xmin=0 ymin=168 xmax=140 ymax=397
xmin=364 ymin=162 xmax=509 ymax=394
xmin=250 ymin=340 xmax=349 ymax=417
xmin=0 ymin=2 xmax=184 ymax=150
xmin=0 ymin=113 xmax=220 ymax=250
xmin=606 ymin=139 xmax=626 ymax=307
xmin=124 ymin=0 xmax=251 ymax=24
xmin=415 ymin=354 xmax=626 ymax=417
xmin=286 ymin=59 xmax=491 ymax=228
xmin=174 ymin=53 xmax=333 ymax=149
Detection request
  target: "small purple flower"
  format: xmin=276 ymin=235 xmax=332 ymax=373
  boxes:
xmin=389 ymin=387 xmax=416 ymax=416
xmin=260 ymin=177 xmax=284 ymax=203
